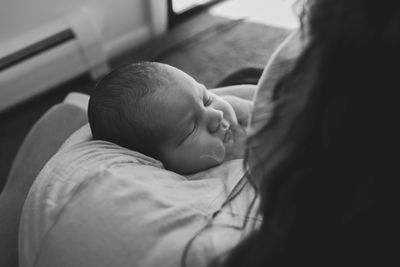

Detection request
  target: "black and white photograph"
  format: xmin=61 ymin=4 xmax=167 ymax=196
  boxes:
xmin=1 ymin=0 xmax=397 ymax=266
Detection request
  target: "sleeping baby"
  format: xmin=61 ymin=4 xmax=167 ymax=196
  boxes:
xmin=88 ymin=61 xmax=252 ymax=174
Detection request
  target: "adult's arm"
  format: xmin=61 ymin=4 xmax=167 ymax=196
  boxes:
xmin=210 ymin=85 xmax=256 ymax=126
xmin=210 ymin=84 xmax=257 ymax=100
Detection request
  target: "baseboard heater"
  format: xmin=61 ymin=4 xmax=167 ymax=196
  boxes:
xmin=0 ymin=9 xmax=110 ymax=112
xmin=0 ymin=30 xmax=75 ymax=72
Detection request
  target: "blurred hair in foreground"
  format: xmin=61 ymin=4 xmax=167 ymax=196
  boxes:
xmin=217 ymin=0 xmax=400 ymax=266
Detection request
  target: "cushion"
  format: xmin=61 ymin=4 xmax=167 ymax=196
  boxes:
xmin=19 ymin=124 xmax=261 ymax=267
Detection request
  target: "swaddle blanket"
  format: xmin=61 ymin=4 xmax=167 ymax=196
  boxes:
xmin=19 ymin=124 xmax=261 ymax=267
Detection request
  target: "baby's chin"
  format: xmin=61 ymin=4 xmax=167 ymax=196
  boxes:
xmin=199 ymin=143 xmax=226 ymax=166
xmin=172 ymin=158 xmax=222 ymax=174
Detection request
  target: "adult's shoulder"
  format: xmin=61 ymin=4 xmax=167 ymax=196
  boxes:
xmin=250 ymin=30 xmax=306 ymax=134
xmin=258 ymin=30 xmax=305 ymax=90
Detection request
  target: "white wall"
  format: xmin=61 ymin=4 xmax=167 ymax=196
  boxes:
xmin=0 ymin=0 xmax=168 ymax=111
xmin=0 ymin=0 xmax=167 ymax=57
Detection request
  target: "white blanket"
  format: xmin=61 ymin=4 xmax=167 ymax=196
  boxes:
xmin=19 ymin=124 xmax=261 ymax=267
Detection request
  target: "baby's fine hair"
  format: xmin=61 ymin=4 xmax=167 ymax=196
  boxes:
xmin=88 ymin=61 xmax=171 ymax=158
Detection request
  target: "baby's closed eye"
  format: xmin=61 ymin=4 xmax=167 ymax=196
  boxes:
xmin=203 ymin=94 xmax=213 ymax=106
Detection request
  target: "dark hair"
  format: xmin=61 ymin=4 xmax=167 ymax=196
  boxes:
xmin=221 ymin=0 xmax=400 ymax=265
xmin=88 ymin=61 xmax=172 ymax=159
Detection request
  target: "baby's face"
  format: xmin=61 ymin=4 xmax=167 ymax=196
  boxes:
xmin=154 ymin=64 xmax=238 ymax=174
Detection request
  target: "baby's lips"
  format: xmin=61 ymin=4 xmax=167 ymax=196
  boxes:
xmin=223 ymin=127 xmax=234 ymax=145
xmin=220 ymin=119 xmax=235 ymax=145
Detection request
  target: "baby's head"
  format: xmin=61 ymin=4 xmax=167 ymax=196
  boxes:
xmin=88 ymin=62 xmax=170 ymax=161
xmin=88 ymin=62 xmax=238 ymax=174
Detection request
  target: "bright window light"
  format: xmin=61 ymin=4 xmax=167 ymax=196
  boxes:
xmin=172 ymin=0 xmax=214 ymax=13
xmin=210 ymin=0 xmax=299 ymax=29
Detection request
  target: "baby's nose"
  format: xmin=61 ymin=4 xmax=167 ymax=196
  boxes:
xmin=207 ymin=109 xmax=223 ymax=133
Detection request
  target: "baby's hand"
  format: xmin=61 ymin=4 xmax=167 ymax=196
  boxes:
xmin=222 ymin=95 xmax=252 ymax=127
xmin=224 ymin=124 xmax=247 ymax=160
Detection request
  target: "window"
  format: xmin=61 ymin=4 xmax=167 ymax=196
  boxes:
xmin=168 ymin=0 xmax=226 ymax=27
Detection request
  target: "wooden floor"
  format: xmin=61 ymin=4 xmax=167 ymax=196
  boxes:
xmin=0 ymin=9 xmax=291 ymax=191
